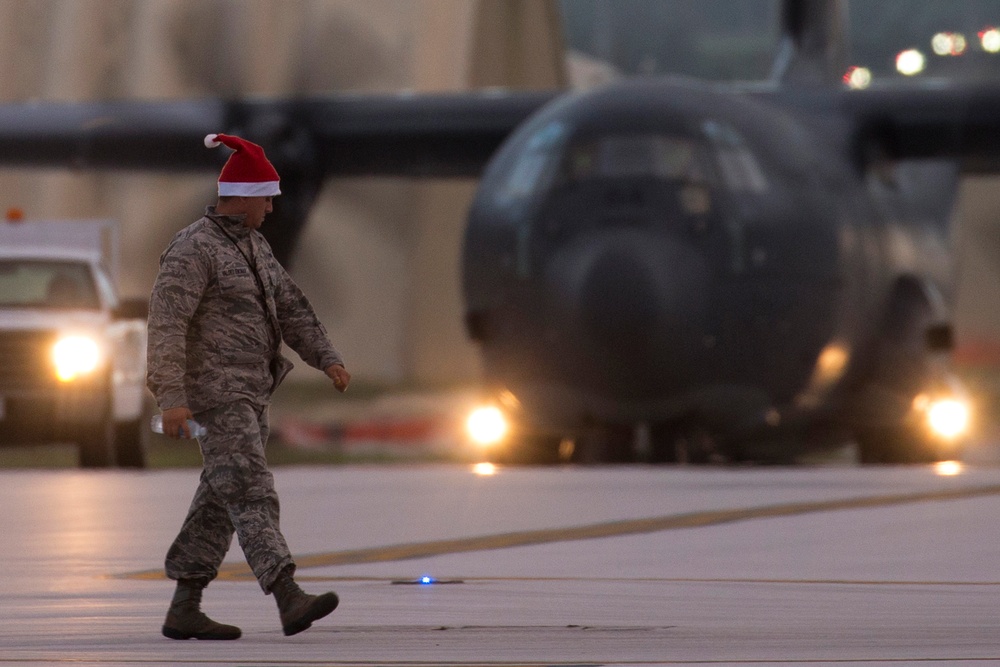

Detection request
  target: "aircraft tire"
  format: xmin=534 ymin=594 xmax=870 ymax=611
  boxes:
xmin=855 ymin=427 xmax=942 ymax=465
xmin=854 ymin=282 xmax=942 ymax=465
xmin=648 ymin=423 xmax=717 ymax=464
xmin=570 ymin=426 xmax=633 ymax=464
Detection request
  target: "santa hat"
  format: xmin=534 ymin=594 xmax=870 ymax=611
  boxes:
xmin=204 ymin=133 xmax=281 ymax=197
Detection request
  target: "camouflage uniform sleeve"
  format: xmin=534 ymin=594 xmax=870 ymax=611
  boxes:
xmin=272 ymin=259 xmax=344 ymax=372
xmin=146 ymin=235 xmax=210 ymax=410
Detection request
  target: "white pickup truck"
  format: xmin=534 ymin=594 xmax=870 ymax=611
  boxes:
xmin=0 ymin=217 xmax=149 ymax=467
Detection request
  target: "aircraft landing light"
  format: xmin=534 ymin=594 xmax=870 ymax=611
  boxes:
xmin=466 ymin=406 xmax=508 ymax=446
xmin=926 ymin=397 xmax=971 ymax=440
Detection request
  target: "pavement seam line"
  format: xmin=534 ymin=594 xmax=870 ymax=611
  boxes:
xmin=115 ymin=482 xmax=1000 ymax=581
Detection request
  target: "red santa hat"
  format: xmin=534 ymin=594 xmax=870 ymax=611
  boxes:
xmin=204 ymin=133 xmax=281 ymax=197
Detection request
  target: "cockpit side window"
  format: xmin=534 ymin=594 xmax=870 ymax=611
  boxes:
xmin=703 ymin=120 xmax=768 ymax=194
xmin=494 ymin=121 xmax=568 ymax=211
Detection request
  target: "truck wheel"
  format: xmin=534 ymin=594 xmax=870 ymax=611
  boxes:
xmin=114 ymin=417 xmax=148 ymax=469
xmin=79 ymin=418 xmax=115 ymax=468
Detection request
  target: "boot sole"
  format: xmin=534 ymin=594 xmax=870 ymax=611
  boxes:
xmin=283 ymin=593 xmax=339 ymax=636
xmin=163 ymin=625 xmax=241 ymax=640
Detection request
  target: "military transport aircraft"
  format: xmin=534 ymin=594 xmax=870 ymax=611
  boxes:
xmin=0 ymin=0 xmax=996 ymax=464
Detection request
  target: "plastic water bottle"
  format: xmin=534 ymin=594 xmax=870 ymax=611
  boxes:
xmin=150 ymin=414 xmax=207 ymax=438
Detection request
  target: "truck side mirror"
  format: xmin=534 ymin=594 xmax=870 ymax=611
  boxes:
xmin=115 ymin=297 xmax=149 ymax=321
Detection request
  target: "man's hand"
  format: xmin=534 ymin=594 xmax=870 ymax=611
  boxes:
xmin=325 ymin=364 xmax=351 ymax=393
xmin=162 ymin=406 xmax=195 ymax=439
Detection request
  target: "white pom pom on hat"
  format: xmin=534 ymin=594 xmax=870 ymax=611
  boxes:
xmin=204 ymin=132 xmax=281 ymax=197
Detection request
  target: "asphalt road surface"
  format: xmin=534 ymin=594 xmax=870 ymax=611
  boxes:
xmin=4 ymin=458 xmax=1000 ymax=666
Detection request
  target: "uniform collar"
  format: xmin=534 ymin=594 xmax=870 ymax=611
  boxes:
xmin=205 ymin=206 xmax=252 ymax=239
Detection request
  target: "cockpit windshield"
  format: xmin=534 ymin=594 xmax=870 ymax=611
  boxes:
xmin=0 ymin=260 xmax=100 ymax=310
xmin=567 ymin=135 xmax=713 ymax=183
xmin=490 ymin=118 xmax=773 ymax=224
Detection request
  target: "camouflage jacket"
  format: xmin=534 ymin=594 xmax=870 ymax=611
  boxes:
xmin=147 ymin=207 xmax=344 ymax=412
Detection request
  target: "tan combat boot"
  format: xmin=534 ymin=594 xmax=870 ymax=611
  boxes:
xmin=270 ymin=569 xmax=339 ymax=636
xmin=162 ymin=579 xmax=242 ymax=640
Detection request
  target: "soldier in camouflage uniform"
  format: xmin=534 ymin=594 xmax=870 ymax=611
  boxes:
xmin=147 ymin=133 xmax=349 ymax=640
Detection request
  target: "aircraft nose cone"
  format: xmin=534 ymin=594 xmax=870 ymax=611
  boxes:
xmin=580 ymin=247 xmax=659 ymax=349
xmin=544 ymin=229 xmax=709 ymax=387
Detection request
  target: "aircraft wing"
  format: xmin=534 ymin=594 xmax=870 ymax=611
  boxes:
xmin=768 ymin=83 xmax=1000 ymax=172
xmin=10 ymin=82 xmax=1000 ymax=181
xmin=0 ymin=90 xmax=558 ymax=178
xmin=0 ymin=99 xmax=226 ymax=171
xmin=845 ymin=85 xmax=1000 ymax=172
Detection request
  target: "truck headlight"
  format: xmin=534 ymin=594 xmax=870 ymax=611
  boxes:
xmin=52 ymin=335 xmax=102 ymax=382
xmin=466 ymin=405 xmax=508 ymax=446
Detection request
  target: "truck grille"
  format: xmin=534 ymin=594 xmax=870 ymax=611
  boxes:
xmin=0 ymin=330 xmax=59 ymax=390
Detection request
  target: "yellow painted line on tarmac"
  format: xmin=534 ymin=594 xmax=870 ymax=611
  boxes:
xmin=117 ymin=483 xmax=1000 ymax=581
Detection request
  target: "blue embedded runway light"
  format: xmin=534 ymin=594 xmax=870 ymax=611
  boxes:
xmin=390 ymin=576 xmax=464 ymax=585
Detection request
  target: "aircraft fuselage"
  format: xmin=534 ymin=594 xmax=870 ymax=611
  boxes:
xmin=463 ymin=78 xmax=957 ymax=460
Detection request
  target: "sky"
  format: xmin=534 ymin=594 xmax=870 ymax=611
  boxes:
xmin=560 ymin=0 xmax=1000 ymax=83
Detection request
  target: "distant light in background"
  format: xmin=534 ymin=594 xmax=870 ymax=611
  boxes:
xmin=952 ymin=33 xmax=968 ymax=55
xmin=843 ymin=66 xmax=872 ymax=89
xmin=472 ymin=462 xmax=498 ymax=476
xmin=896 ymin=49 xmax=927 ymax=76
xmin=980 ymin=27 xmax=1000 ymax=53
xmin=931 ymin=33 xmax=950 ymax=55
xmin=932 ymin=32 xmax=967 ymax=56
xmin=934 ymin=460 xmax=964 ymax=476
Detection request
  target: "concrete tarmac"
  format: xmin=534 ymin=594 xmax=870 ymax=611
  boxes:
xmin=4 ymin=457 xmax=1000 ymax=666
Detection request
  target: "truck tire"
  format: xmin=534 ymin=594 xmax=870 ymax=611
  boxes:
xmin=114 ymin=417 xmax=149 ymax=468
xmin=79 ymin=418 xmax=115 ymax=468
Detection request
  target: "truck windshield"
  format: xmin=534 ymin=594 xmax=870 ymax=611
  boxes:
xmin=0 ymin=260 xmax=100 ymax=310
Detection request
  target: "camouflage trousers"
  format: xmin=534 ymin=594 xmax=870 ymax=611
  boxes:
xmin=164 ymin=399 xmax=294 ymax=593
